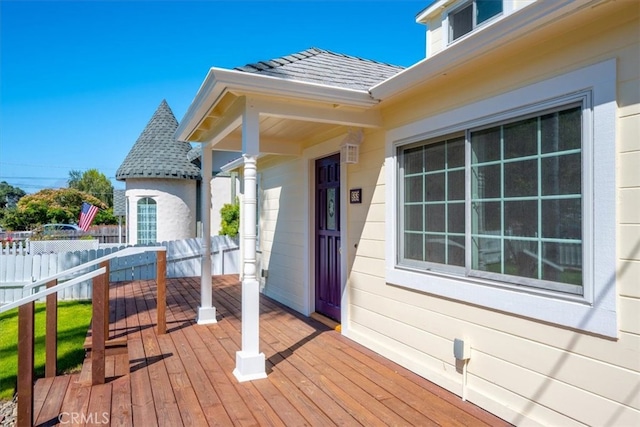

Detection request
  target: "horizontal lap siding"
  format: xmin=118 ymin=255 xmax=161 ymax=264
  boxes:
xmin=617 ymin=14 xmax=640 ymax=422
xmin=350 ymin=282 xmax=638 ymax=402
xmin=349 ymin=263 xmax=640 ymax=423
xmin=259 ymin=156 xmax=307 ymax=314
xmin=346 ymin=4 xmax=640 ymax=426
xmin=619 ymin=258 xmax=640 ymax=298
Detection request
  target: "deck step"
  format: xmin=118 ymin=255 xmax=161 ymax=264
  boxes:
xmin=77 ymin=351 xmax=130 ymax=386
xmin=84 ymin=336 xmax=128 ymax=351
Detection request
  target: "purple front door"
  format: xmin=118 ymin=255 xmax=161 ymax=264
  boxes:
xmin=315 ymin=154 xmax=341 ymax=322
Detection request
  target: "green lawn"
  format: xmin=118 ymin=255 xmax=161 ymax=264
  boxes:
xmin=0 ymin=300 xmax=93 ymax=401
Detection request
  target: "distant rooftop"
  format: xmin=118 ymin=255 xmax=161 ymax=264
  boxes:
xmin=116 ymin=100 xmax=201 ymax=181
xmin=234 ymin=47 xmax=404 ymax=91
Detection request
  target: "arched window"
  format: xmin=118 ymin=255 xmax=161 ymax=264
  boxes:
xmin=137 ymin=197 xmax=157 ymax=244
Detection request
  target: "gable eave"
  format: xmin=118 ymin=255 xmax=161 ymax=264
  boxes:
xmin=176 ymin=67 xmax=379 ymax=144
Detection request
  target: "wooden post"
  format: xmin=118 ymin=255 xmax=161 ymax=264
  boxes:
xmin=156 ymin=250 xmax=166 ymax=335
xmin=91 ymin=272 xmax=106 ymax=385
xmin=45 ymin=279 xmax=58 ymax=378
xmin=101 ymin=261 xmax=110 ymax=340
xmin=17 ymin=302 xmax=34 ymax=427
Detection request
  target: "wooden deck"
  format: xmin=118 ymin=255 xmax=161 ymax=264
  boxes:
xmin=31 ymin=276 xmax=510 ymax=426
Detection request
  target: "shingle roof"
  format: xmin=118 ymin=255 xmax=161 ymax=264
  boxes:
xmin=116 ymin=100 xmax=201 ymax=181
xmin=234 ymin=47 xmax=404 ymax=91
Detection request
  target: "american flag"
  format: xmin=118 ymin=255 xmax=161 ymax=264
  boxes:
xmin=78 ymin=202 xmax=99 ymax=231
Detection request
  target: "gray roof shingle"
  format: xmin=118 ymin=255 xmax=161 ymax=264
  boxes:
xmin=116 ymin=100 xmax=201 ymax=181
xmin=234 ymin=47 xmax=404 ymax=91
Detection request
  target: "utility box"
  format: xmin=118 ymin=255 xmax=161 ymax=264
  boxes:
xmin=454 ymin=338 xmax=470 ymax=360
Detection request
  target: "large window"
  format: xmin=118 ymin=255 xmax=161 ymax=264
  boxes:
xmin=399 ymin=105 xmax=583 ymax=294
xmin=386 ymin=60 xmax=616 ymax=337
xmin=449 ymin=0 xmax=503 ymax=42
xmin=137 ymin=197 xmax=157 ymax=244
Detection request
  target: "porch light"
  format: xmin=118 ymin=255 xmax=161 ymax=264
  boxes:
xmin=340 ymin=129 xmax=364 ymax=164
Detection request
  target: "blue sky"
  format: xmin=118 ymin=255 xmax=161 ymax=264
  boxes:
xmin=1 ymin=0 xmax=427 ymax=193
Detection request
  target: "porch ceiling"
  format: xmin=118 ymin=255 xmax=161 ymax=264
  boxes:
xmin=182 ymin=78 xmax=381 ymax=155
xmin=209 ymin=116 xmax=346 ymax=155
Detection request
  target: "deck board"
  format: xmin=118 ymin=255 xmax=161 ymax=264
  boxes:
xmin=32 ymin=376 xmax=53 ymax=422
xmin=32 ymin=275 xmax=511 ymax=426
xmin=109 ymin=375 xmax=132 ymax=427
xmin=85 ymin=382 xmax=111 ymax=427
xmin=34 ymin=375 xmax=70 ymax=426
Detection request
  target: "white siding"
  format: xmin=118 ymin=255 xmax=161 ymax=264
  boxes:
xmin=257 ymin=156 xmax=307 ymax=314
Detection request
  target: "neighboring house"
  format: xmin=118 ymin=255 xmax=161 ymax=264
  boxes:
xmin=116 ymin=100 xmax=237 ymax=244
xmin=175 ymin=1 xmax=639 ymax=425
xmin=116 ymin=100 xmax=201 ymax=244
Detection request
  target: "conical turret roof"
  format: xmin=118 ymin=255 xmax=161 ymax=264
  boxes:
xmin=116 ymin=100 xmax=201 ymax=181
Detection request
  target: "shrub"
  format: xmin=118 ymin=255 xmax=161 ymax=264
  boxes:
xmin=219 ymin=198 xmax=240 ymax=237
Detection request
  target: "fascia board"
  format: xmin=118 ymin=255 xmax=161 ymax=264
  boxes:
xmin=177 ymin=67 xmax=377 ymax=142
xmin=176 ymin=68 xmax=224 ymax=142
xmin=216 ymin=68 xmax=377 ymax=107
xmin=372 ymin=0 xmax=601 ymax=101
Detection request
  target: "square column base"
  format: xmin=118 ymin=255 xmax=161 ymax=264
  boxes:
xmin=196 ymin=306 xmax=217 ymax=325
xmin=233 ymin=351 xmax=267 ymax=382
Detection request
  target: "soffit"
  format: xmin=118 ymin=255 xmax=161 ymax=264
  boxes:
xmin=189 ymin=91 xmax=376 ymax=153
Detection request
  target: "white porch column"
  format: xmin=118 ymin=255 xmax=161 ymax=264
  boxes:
xmin=234 ymin=106 xmax=266 ymax=382
xmin=198 ymin=144 xmax=217 ymax=324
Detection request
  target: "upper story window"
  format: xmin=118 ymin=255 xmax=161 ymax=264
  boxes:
xmin=450 ymin=0 xmax=503 ymax=41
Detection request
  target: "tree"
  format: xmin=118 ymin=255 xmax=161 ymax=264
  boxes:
xmin=68 ymin=169 xmax=114 ymax=207
xmin=0 ymin=182 xmax=27 ymax=230
xmin=2 ymin=188 xmax=116 ymax=230
xmin=0 ymin=181 xmax=26 ymax=209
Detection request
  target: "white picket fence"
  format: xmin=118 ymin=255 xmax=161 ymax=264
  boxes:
xmin=1 ymin=240 xmax=28 ymax=255
xmin=1 ymin=239 xmax=101 ymax=255
xmin=0 ymin=236 xmax=239 ymax=304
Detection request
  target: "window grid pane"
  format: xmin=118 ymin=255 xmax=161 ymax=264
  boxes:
xmin=401 ymin=138 xmax=465 ymax=267
xmin=399 ymin=106 xmax=582 ymax=291
xmin=137 ymin=198 xmax=157 ymax=244
xmin=470 ymin=107 xmax=582 ymax=287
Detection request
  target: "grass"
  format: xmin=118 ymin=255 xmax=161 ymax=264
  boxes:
xmin=0 ymin=300 xmax=93 ymax=401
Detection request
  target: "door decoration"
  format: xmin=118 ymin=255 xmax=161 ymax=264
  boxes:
xmin=327 ymin=188 xmax=336 ymax=230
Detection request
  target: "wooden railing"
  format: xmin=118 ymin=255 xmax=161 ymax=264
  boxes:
xmin=0 ymin=247 xmax=167 ymax=427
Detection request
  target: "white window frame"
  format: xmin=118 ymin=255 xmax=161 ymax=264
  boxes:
xmin=385 ymin=59 xmax=616 ymax=337
xmin=137 ymin=197 xmax=157 ymax=244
